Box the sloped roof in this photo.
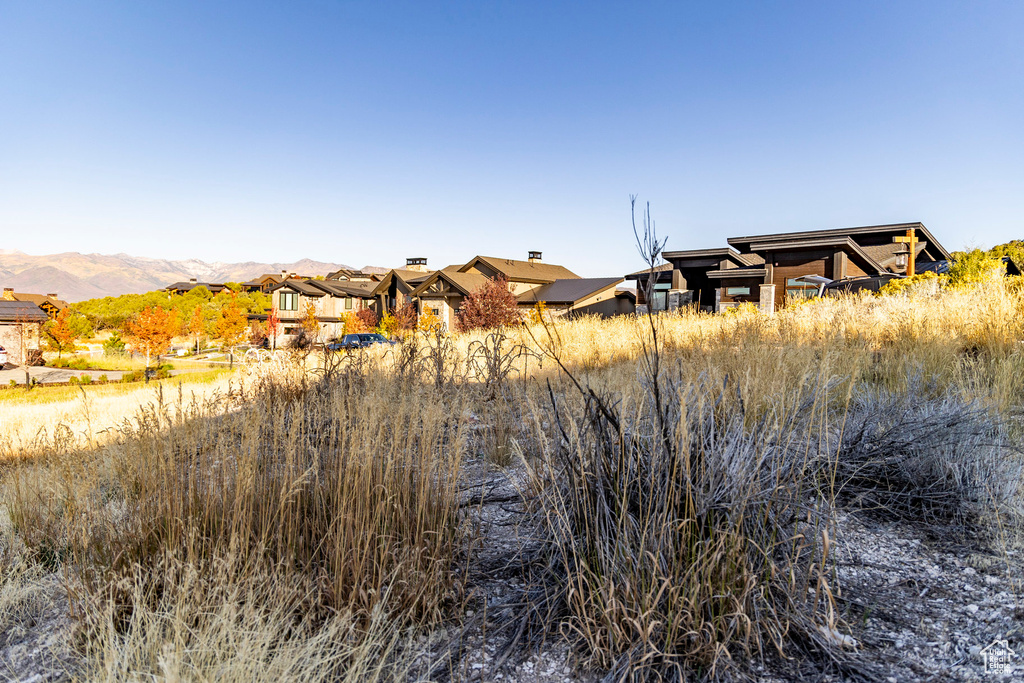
[163,281,228,293]
[271,278,378,298]
[9,292,69,311]
[625,263,674,278]
[410,270,490,297]
[727,222,951,260]
[517,278,623,305]
[460,256,579,283]
[241,274,284,287]
[0,301,49,322]
[316,279,379,297]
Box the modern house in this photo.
[628,222,952,313]
[2,289,68,320]
[0,300,48,366]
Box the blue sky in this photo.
[1,2,1022,276]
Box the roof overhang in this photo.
[743,236,887,275]
[728,222,951,261]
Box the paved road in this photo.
[0,364,223,386]
[0,365,125,386]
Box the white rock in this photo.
[966,604,979,614]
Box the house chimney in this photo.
[405,257,429,273]
[46,293,58,299]
[2,288,15,301]
[528,251,542,263]
[281,269,289,280]
[189,278,198,285]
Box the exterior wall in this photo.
[419,295,462,330]
[0,322,40,366]
[717,278,763,306]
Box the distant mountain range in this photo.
[0,250,382,302]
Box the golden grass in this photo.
[0,371,235,461]
[1,279,1022,680]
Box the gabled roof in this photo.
[517,278,623,305]
[410,270,491,297]
[459,256,579,283]
[271,278,378,298]
[0,301,49,322]
[241,274,284,287]
[9,292,69,311]
[728,222,951,260]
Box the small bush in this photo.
[67,376,79,385]
[79,375,92,385]
[121,372,137,383]
[68,358,90,370]
[97,375,108,384]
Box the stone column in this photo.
[758,285,776,314]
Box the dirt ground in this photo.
[3,453,1022,682]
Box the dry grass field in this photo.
[2,280,1023,682]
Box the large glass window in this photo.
[345,297,353,310]
[651,283,671,311]
[280,291,298,311]
[726,286,750,296]
[785,278,818,302]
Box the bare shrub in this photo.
[833,378,1024,536]
[507,375,864,681]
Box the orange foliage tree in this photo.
[44,308,79,359]
[216,293,248,365]
[124,306,179,367]
[188,305,206,354]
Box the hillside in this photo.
[0,250,371,302]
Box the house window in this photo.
[280,292,298,311]
[651,283,671,311]
[726,286,750,297]
[785,278,818,302]
[431,308,440,316]
[345,297,352,310]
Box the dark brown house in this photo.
[628,222,951,313]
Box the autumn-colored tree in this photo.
[188,305,206,354]
[355,308,378,331]
[391,302,418,335]
[417,307,442,333]
[528,300,549,325]
[456,276,520,331]
[300,300,320,341]
[378,305,416,339]
[216,293,248,366]
[266,306,281,350]
[249,320,268,348]
[342,311,367,334]
[43,308,79,359]
[124,306,179,367]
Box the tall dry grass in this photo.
[1,278,1022,680]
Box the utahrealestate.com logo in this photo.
[979,639,1018,675]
